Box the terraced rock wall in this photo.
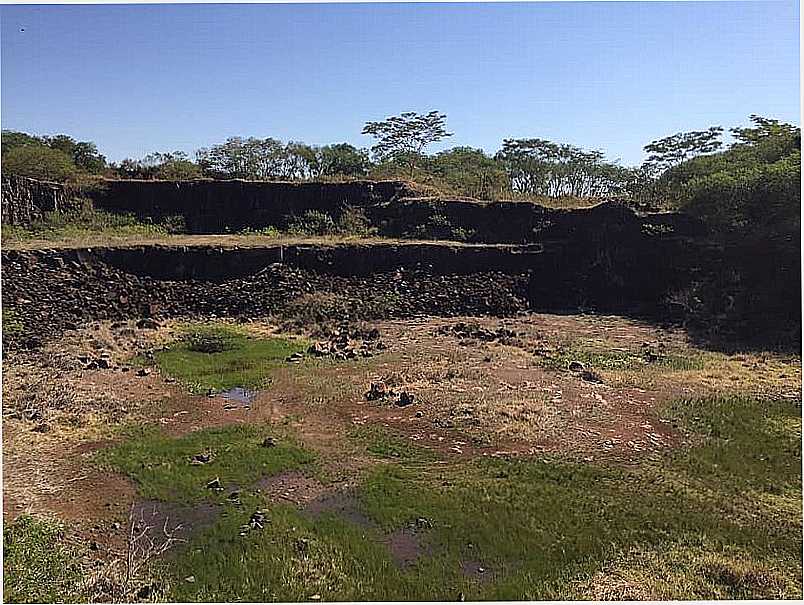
[86,179,706,243]
[1,232,708,349]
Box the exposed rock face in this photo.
[1,175,76,225]
[81,178,707,243]
[1,245,533,348]
[88,179,414,233]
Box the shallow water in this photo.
[220,387,257,409]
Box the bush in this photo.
[335,206,377,237]
[286,210,337,236]
[408,213,475,241]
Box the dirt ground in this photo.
[2,313,801,550]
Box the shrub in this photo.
[335,206,376,237]
[286,210,337,236]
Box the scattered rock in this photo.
[580,369,604,384]
[249,509,268,529]
[438,321,517,343]
[205,477,223,491]
[397,391,415,407]
[184,576,196,584]
[568,360,586,372]
[136,318,160,330]
[365,381,390,401]
[261,436,277,448]
[190,452,213,466]
[136,367,152,377]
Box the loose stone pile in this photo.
[436,321,519,342]
[2,251,530,348]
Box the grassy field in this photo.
[4,320,801,602]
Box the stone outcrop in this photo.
[1,175,75,225]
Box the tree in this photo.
[362,111,453,177]
[2,146,77,181]
[316,143,370,178]
[431,147,508,199]
[643,126,723,173]
[496,138,626,198]
[196,137,289,180]
[1,130,42,153]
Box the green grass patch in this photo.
[1,203,174,242]
[146,324,309,393]
[161,394,801,600]
[349,424,439,462]
[96,424,315,503]
[539,345,705,372]
[2,515,86,603]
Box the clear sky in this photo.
[0,1,799,166]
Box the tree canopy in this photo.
[362,111,453,176]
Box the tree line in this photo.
[1,111,799,212]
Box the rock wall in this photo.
[2,232,710,348]
[84,179,706,243]
[1,175,74,225]
[89,179,413,233]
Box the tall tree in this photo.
[362,111,453,177]
[642,126,723,173]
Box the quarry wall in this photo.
[83,178,706,243]
[0,175,75,225]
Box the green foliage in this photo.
[643,126,724,173]
[287,210,337,236]
[538,345,705,372]
[147,324,308,393]
[430,146,509,199]
[285,207,376,237]
[3,515,85,603]
[2,307,24,338]
[1,145,77,181]
[195,137,370,181]
[1,202,173,242]
[129,393,803,601]
[119,151,203,180]
[317,143,371,177]
[1,130,107,179]
[362,111,453,176]
[96,424,315,502]
[408,212,475,241]
[496,137,628,198]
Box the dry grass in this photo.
[570,541,801,600]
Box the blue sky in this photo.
[0,1,799,165]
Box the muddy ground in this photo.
[2,312,801,601]
[4,313,799,518]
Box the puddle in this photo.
[263,478,432,568]
[255,471,329,506]
[219,387,257,409]
[384,527,426,568]
[130,500,220,547]
[302,490,374,528]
